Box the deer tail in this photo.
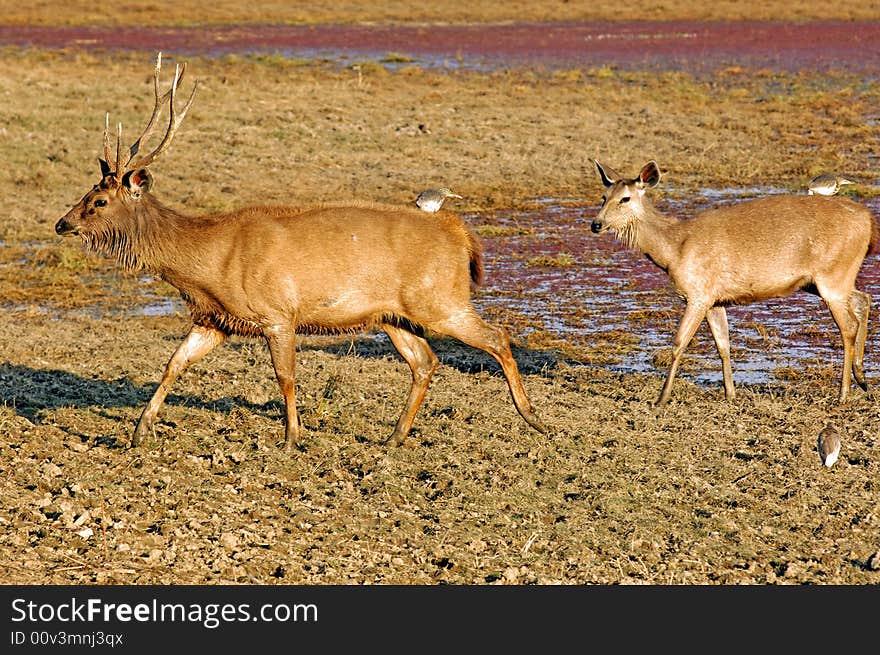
[869,213,880,257]
[466,227,484,288]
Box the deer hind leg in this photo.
[428,308,547,434]
[850,289,871,391]
[657,303,708,406]
[134,324,227,447]
[824,296,858,403]
[381,324,439,447]
[264,327,301,453]
[705,306,736,400]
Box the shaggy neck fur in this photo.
[83,194,191,272]
[618,196,681,273]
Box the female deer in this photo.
[55,53,547,451]
[591,159,877,405]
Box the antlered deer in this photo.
[55,53,547,450]
[591,159,878,406]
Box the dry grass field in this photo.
[1,3,879,587]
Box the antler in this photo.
[102,113,114,167]
[126,55,198,173]
[102,52,198,179]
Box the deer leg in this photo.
[381,324,439,447]
[850,290,871,391]
[264,327,301,453]
[429,308,547,434]
[705,306,736,400]
[657,303,707,406]
[134,324,227,446]
[825,297,859,403]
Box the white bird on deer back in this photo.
[415,187,463,213]
[590,159,878,406]
[808,173,855,196]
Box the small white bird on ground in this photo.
[415,187,463,213]
[817,424,841,468]
[808,173,855,196]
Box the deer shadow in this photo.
[292,333,558,376]
[0,336,559,435]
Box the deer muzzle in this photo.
[590,219,605,234]
[55,217,74,235]
[55,204,85,235]
[55,211,80,236]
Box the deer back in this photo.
[673,195,876,302]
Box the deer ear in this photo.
[639,161,662,188]
[595,160,619,188]
[122,168,153,198]
[99,158,112,178]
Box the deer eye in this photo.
[600,196,607,206]
[619,196,630,204]
[94,198,107,208]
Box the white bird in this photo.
[817,424,841,468]
[415,187,463,213]
[808,173,855,196]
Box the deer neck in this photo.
[110,195,195,272]
[627,202,681,273]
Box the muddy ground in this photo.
[3,309,880,585]
[1,15,880,587]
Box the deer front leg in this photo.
[657,303,708,406]
[134,324,227,447]
[264,326,301,453]
[705,306,736,400]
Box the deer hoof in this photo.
[853,366,868,391]
[383,431,409,448]
[131,426,147,448]
[132,423,150,447]
[527,414,549,435]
